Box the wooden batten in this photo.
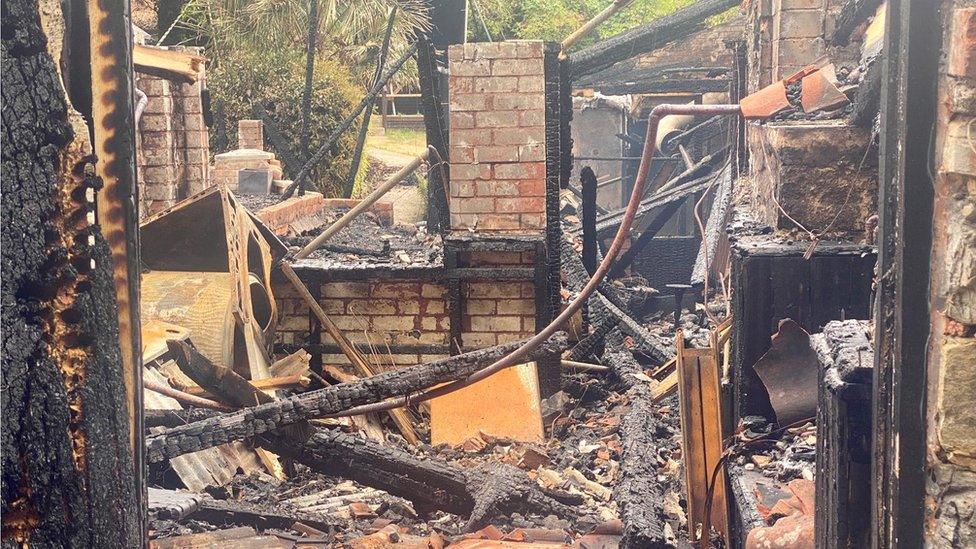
[675,333,730,544]
[134,44,205,83]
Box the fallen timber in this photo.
[167,339,581,532]
[617,381,673,548]
[265,428,582,532]
[561,235,673,364]
[567,0,739,77]
[145,334,569,462]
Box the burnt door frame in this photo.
[871,0,941,546]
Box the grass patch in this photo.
[365,125,427,158]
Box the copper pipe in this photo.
[142,378,234,411]
[328,104,744,418]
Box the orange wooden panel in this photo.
[430,362,544,447]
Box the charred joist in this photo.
[597,78,729,96]
[830,0,885,46]
[262,428,581,532]
[567,0,738,77]
[616,384,672,548]
[145,335,569,461]
[690,167,732,286]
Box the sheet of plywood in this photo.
[430,362,544,447]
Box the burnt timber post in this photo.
[580,166,599,276]
[1,0,143,544]
[871,0,939,546]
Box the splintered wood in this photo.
[675,334,729,544]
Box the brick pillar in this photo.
[771,0,826,80]
[238,119,264,151]
[134,46,212,217]
[447,41,553,232]
[179,59,212,196]
[136,73,179,216]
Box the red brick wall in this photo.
[447,41,549,232]
[135,49,211,217]
[275,279,450,369]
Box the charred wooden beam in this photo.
[419,38,451,233]
[2,0,141,544]
[871,0,938,544]
[608,353,671,547]
[264,428,581,531]
[593,168,719,235]
[276,342,452,357]
[690,167,732,286]
[169,335,579,532]
[568,316,621,362]
[597,77,729,96]
[343,8,397,198]
[298,0,320,186]
[281,43,418,199]
[850,56,882,128]
[192,497,342,534]
[581,166,599,276]
[567,0,738,77]
[145,335,569,461]
[830,0,884,46]
[253,104,303,175]
[560,235,672,363]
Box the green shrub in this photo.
[209,48,361,196]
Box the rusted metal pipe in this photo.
[327,103,744,419]
[142,378,234,411]
[135,87,148,127]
